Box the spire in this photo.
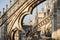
[41,7,44,12]
[34,6,38,26]
[49,0,53,12]
[36,6,38,18]
[46,0,49,8]
[41,2,44,13]
[46,0,50,16]
[36,6,38,14]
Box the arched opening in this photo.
[21,0,53,40]
[12,0,53,40]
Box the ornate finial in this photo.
[6,4,8,10]
[0,11,1,16]
[3,8,5,14]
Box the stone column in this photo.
[52,0,58,39]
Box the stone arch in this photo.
[8,0,46,40]
[18,0,46,31]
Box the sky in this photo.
[0,0,9,12]
[0,0,14,15]
[0,0,47,25]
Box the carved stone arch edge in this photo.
[8,27,19,40]
[18,0,46,31]
[28,0,46,14]
[18,11,30,31]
